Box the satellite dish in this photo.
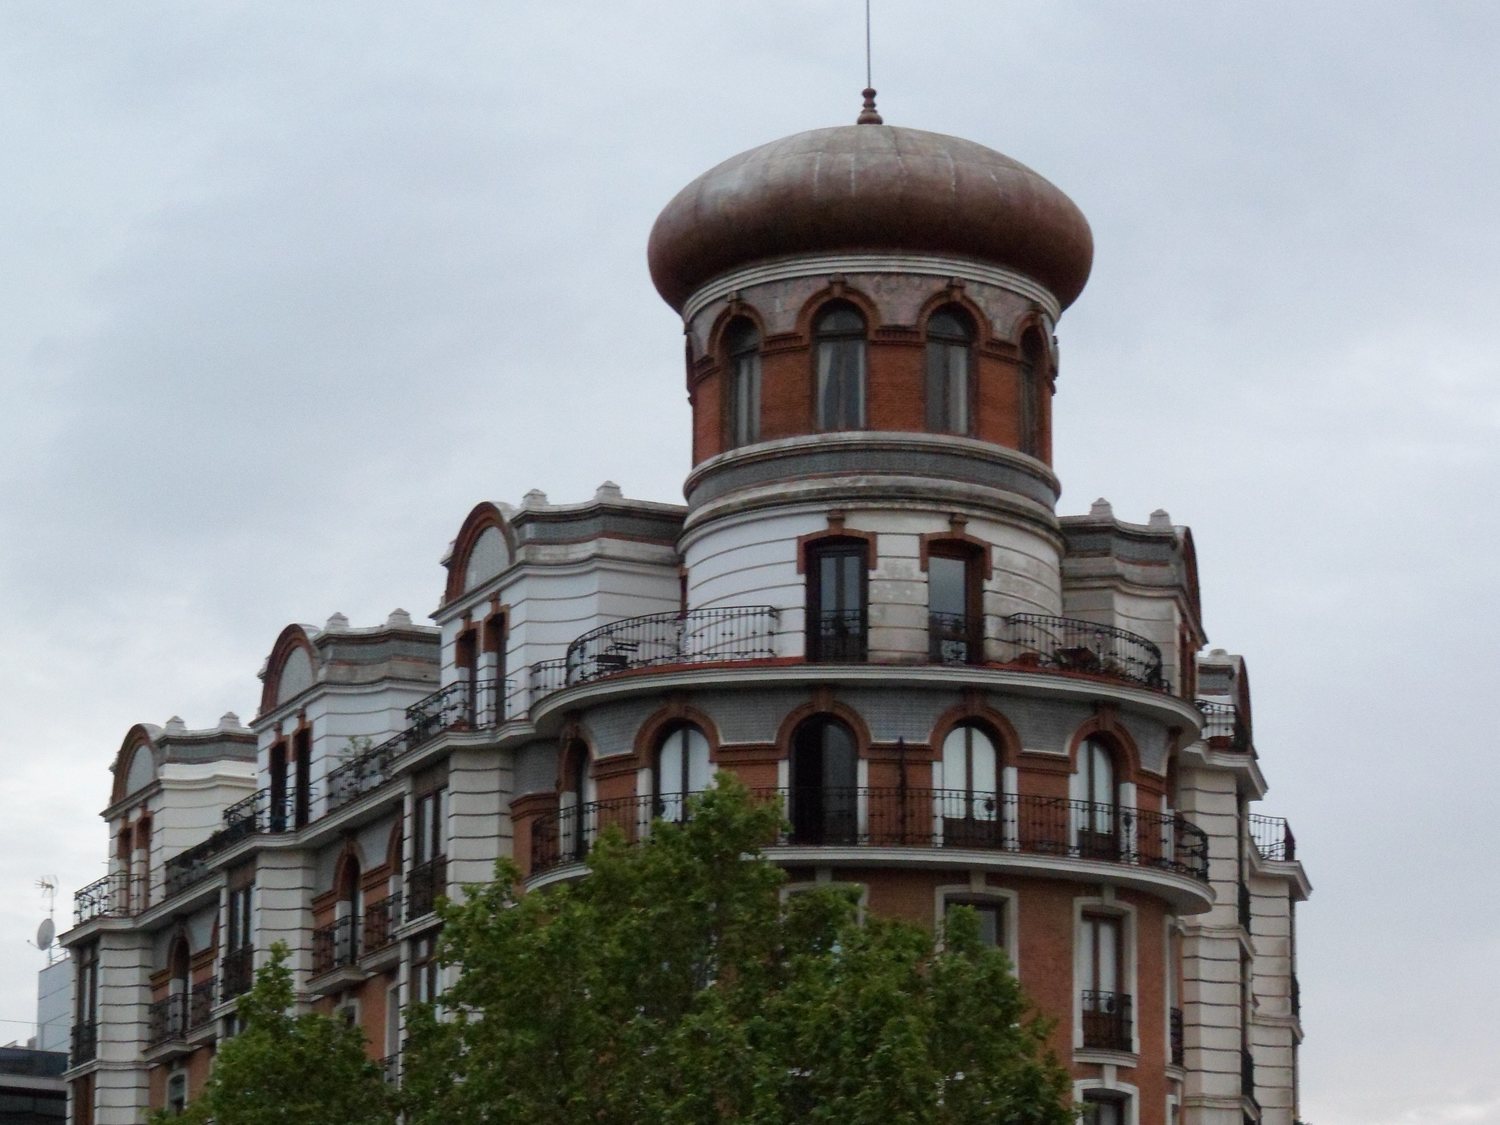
[36,919,54,950]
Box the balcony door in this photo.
[807,540,867,661]
[790,717,857,845]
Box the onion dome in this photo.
[648,113,1094,312]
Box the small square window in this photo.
[944,896,1006,950]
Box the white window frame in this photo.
[1072,892,1139,1058]
[933,881,1019,974]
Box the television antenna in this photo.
[32,877,59,964]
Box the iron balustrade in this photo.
[1196,699,1251,751]
[381,1053,400,1086]
[313,915,361,975]
[928,611,978,665]
[529,788,1209,882]
[362,892,403,953]
[73,873,140,925]
[189,978,217,1030]
[1249,813,1296,861]
[999,614,1165,690]
[220,947,254,1002]
[162,786,316,899]
[809,608,866,662]
[1170,1006,1184,1066]
[147,994,188,1048]
[565,605,780,685]
[71,1022,98,1066]
[1081,990,1133,1051]
[529,658,568,702]
[406,856,447,921]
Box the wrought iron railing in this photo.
[381,1052,400,1086]
[406,856,447,921]
[312,914,361,975]
[565,605,780,685]
[73,873,140,925]
[147,994,187,1048]
[1196,699,1251,751]
[999,614,1165,690]
[189,977,217,1030]
[1249,813,1296,862]
[530,658,568,700]
[1237,882,1252,932]
[161,786,314,899]
[220,946,254,1002]
[1242,1046,1257,1104]
[363,892,403,953]
[1169,1005,1184,1066]
[529,788,1209,882]
[809,608,866,662]
[928,611,978,665]
[71,1021,98,1066]
[1081,990,1133,1051]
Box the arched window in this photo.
[1078,736,1118,859]
[655,724,711,822]
[926,306,974,434]
[813,303,866,431]
[789,716,858,845]
[725,319,761,448]
[1018,329,1046,457]
[939,724,1000,846]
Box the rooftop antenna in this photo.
[32,877,59,965]
[858,0,883,124]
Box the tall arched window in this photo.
[655,724,711,822]
[1078,736,1118,859]
[790,716,858,845]
[813,303,866,431]
[940,724,1000,846]
[725,319,761,448]
[1018,329,1046,457]
[926,306,974,434]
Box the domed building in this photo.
[60,97,1308,1125]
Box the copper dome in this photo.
[648,123,1094,312]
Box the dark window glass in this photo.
[927,550,981,663]
[814,304,866,430]
[945,897,1005,949]
[726,320,761,447]
[926,308,973,433]
[1019,330,1045,457]
[789,718,858,845]
[807,541,867,661]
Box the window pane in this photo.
[969,728,997,805]
[685,727,711,793]
[929,556,966,616]
[659,733,683,795]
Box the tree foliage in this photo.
[403,777,1073,1125]
[156,942,396,1125]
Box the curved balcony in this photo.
[1196,699,1251,751]
[565,605,780,686]
[998,614,1164,690]
[529,788,1208,883]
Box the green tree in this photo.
[155,942,396,1125]
[403,777,1073,1125]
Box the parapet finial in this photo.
[857,87,883,125]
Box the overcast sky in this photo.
[1,4,1495,1121]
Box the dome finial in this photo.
[857,87,883,125]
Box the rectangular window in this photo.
[944,896,1006,952]
[1082,1093,1127,1125]
[927,550,981,664]
[1080,913,1130,1051]
[807,542,867,662]
[730,350,761,446]
[925,339,970,433]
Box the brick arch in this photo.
[258,624,318,716]
[706,300,769,358]
[916,286,994,347]
[929,698,1021,768]
[793,283,881,341]
[444,502,519,605]
[774,695,873,756]
[1066,709,1142,780]
[632,701,723,768]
